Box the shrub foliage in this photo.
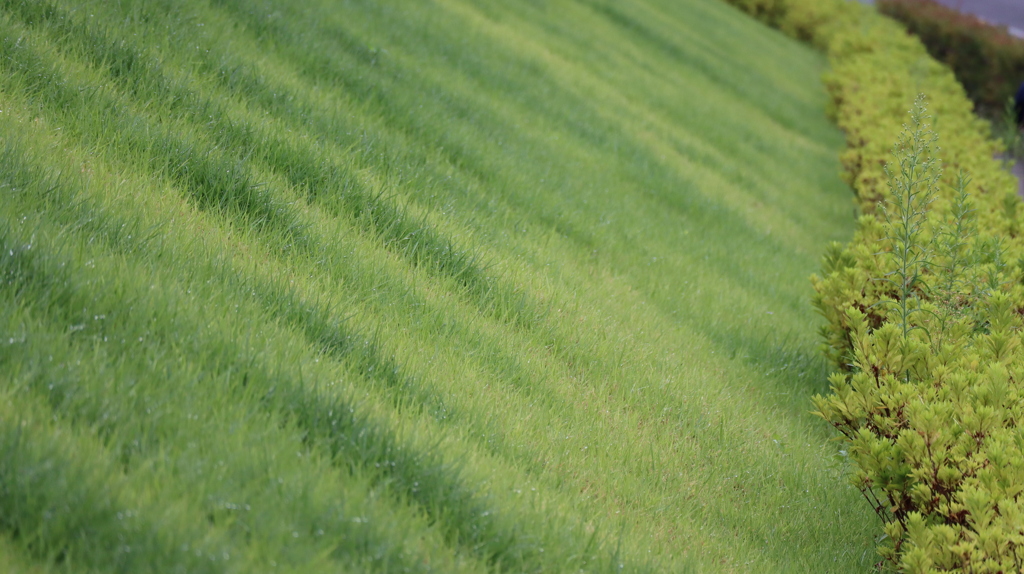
[878,0,1024,113]
[724,0,1024,570]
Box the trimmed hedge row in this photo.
[723,0,1024,571]
[878,0,1024,113]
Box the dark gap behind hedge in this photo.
[878,0,1024,114]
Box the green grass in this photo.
[0,0,877,571]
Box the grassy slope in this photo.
[0,0,876,571]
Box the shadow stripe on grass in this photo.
[0,152,650,573]
[2,0,543,331]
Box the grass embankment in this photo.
[0,0,875,571]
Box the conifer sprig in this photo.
[879,95,942,341]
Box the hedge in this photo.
[877,0,1024,113]
[722,0,1024,571]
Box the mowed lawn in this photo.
[0,0,878,571]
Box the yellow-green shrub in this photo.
[879,0,1024,112]
[723,0,1024,570]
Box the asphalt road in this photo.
[933,0,1024,35]
[855,0,1024,36]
